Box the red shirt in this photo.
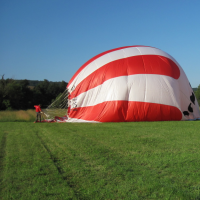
[34,105,41,112]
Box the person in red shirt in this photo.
[34,104,42,122]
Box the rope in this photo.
[44,89,69,119]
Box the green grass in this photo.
[0,121,200,199]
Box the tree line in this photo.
[0,75,200,111]
[0,76,68,110]
[195,85,200,106]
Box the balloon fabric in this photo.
[67,46,200,122]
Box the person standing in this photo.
[34,104,42,122]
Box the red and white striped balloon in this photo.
[67,46,200,122]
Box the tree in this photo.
[195,84,200,106]
[18,80,33,109]
[0,76,15,110]
[0,77,68,110]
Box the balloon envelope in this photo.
[67,46,200,122]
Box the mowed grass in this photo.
[0,121,200,199]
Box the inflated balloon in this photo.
[67,46,200,122]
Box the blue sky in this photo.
[0,0,200,87]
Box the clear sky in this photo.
[0,0,200,87]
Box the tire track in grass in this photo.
[41,131,145,199]
[0,132,7,191]
[35,132,86,200]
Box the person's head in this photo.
[39,104,41,107]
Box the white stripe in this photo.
[67,118,100,123]
[68,46,181,91]
[71,74,181,109]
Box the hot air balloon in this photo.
[67,46,200,122]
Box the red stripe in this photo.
[68,45,151,86]
[69,101,182,122]
[70,55,180,98]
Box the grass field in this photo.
[0,110,36,122]
[0,119,200,199]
